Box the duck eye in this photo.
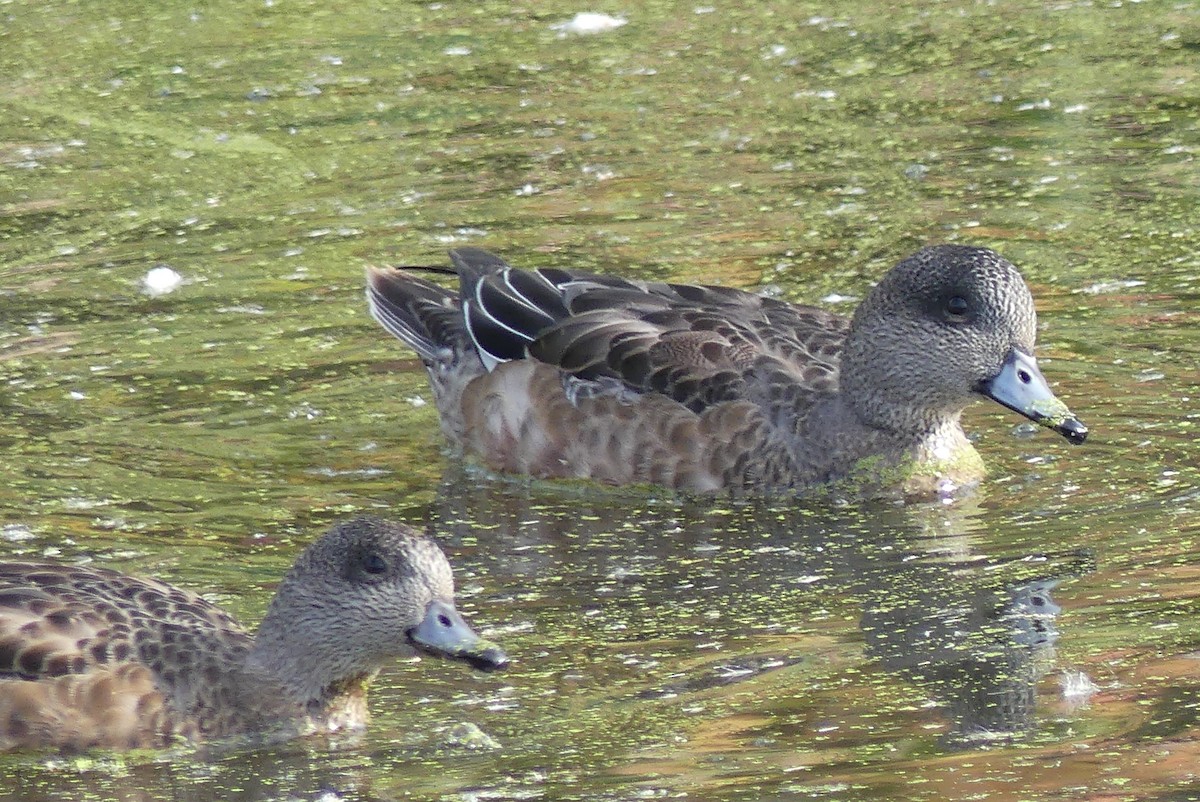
[945,295,969,317]
[361,552,388,575]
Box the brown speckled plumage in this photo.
[0,517,506,751]
[367,245,1085,498]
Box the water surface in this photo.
[1,1,1198,800]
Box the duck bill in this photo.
[407,599,509,672]
[977,349,1088,445]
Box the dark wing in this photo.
[453,247,851,415]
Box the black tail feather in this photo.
[365,268,467,363]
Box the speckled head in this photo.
[253,517,507,702]
[842,245,1086,442]
[295,515,456,602]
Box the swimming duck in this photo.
[0,517,507,751]
[366,245,1086,498]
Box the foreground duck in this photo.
[0,517,507,751]
[366,245,1086,498]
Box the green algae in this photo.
[1,0,1199,801]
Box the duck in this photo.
[0,517,507,751]
[365,245,1086,498]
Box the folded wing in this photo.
[449,247,850,418]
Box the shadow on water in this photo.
[408,464,1098,786]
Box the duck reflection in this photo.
[422,463,1093,749]
[860,571,1080,746]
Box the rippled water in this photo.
[1,1,1198,800]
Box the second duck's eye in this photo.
[945,295,969,318]
[361,551,388,575]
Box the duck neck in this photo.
[847,386,964,443]
[307,673,373,733]
[838,329,968,443]
[244,607,375,733]
[796,394,980,497]
[795,393,908,462]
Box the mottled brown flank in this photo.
[366,245,1064,498]
[0,559,254,749]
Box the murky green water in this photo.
[2,0,1198,799]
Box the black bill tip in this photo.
[1055,417,1088,445]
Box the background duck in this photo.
[366,245,1086,499]
[0,517,507,751]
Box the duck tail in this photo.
[365,267,469,364]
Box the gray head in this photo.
[251,517,507,703]
[841,245,1086,441]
